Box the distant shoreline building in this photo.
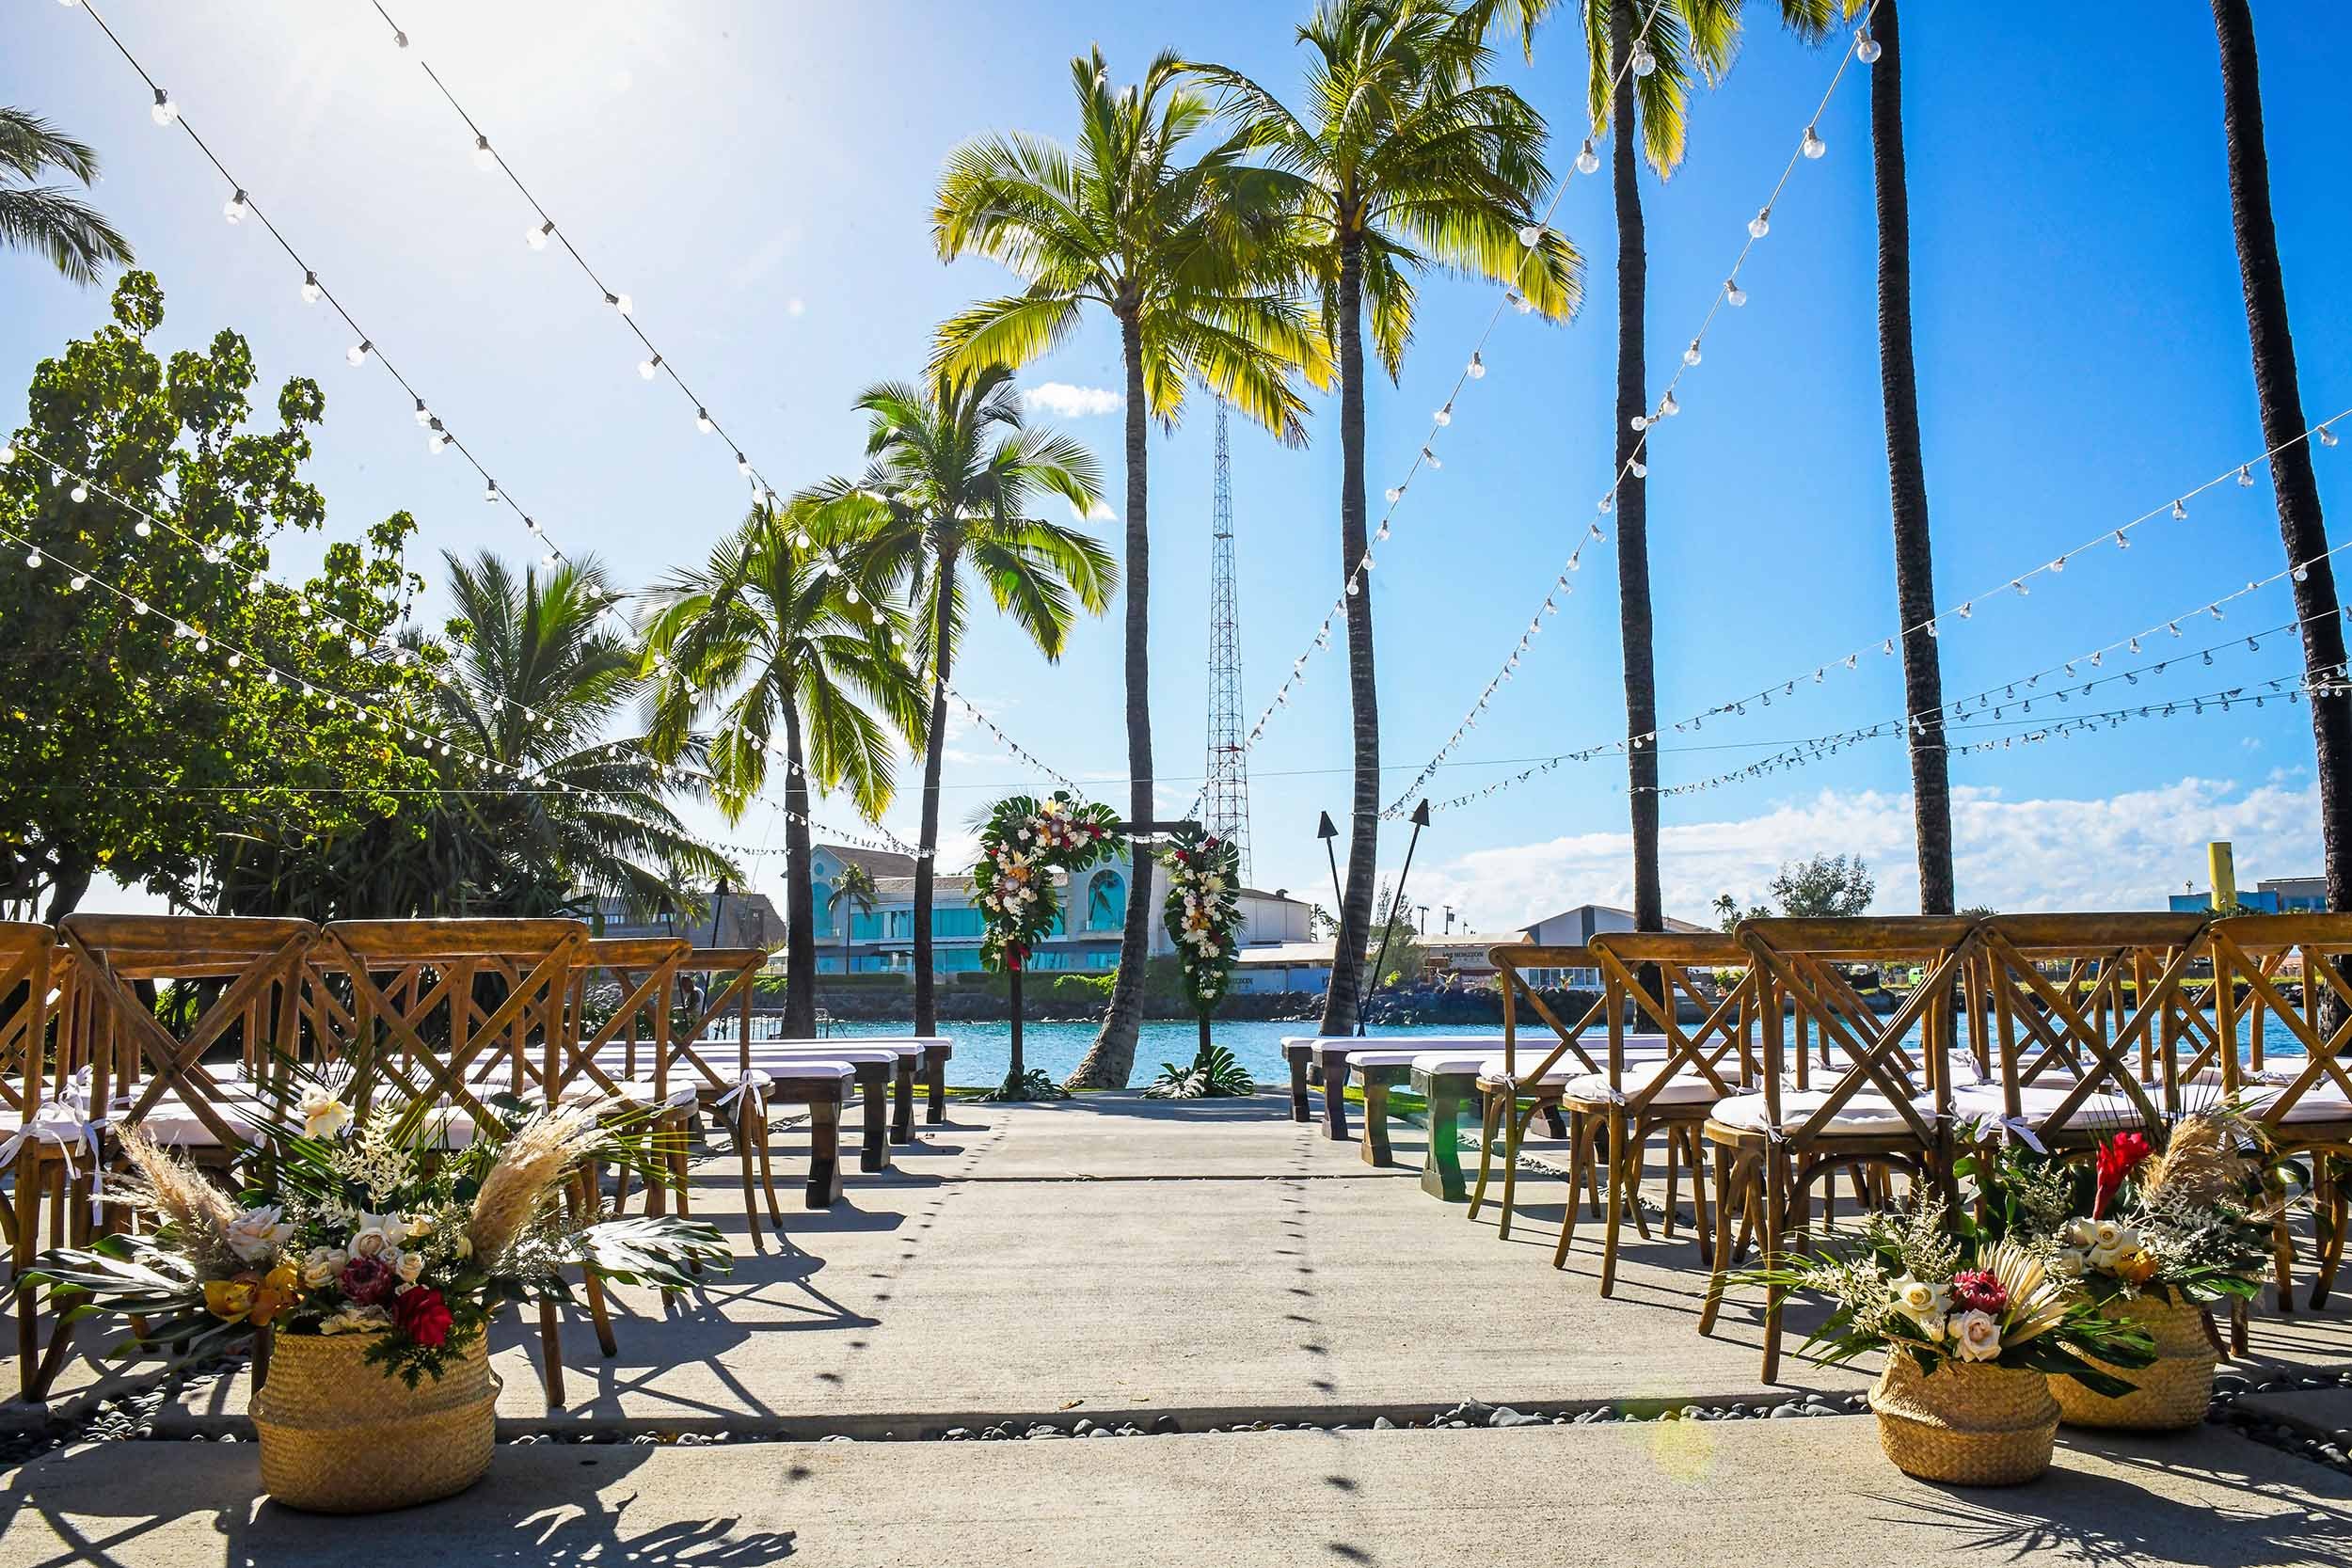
[2166,838,2325,914]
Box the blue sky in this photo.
[10,1,2345,929]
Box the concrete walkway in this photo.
[7,1416,2349,1566]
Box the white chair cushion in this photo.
[1415,1045,1666,1078]
[1337,1049,1438,1070]
[1710,1088,1933,1137]
[756,1037,921,1058]
[744,1044,902,1068]
[1951,1082,2150,1132]
[1564,1060,1737,1106]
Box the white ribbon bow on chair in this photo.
[1,1099,107,1216]
[716,1069,772,1123]
[1996,1116,2048,1153]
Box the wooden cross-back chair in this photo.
[1969,913,2214,1151]
[1553,932,1760,1294]
[1700,916,1982,1382]
[317,919,588,1141]
[564,937,693,1220]
[1465,945,1607,1241]
[2210,913,2352,1316]
[59,915,316,1163]
[5,925,84,1400]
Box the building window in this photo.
[1086,870,1125,931]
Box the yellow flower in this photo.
[204,1278,257,1323]
[2113,1247,2160,1286]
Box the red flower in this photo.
[1950,1269,2008,1314]
[2093,1131,2154,1218]
[393,1286,453,1348]
[338,1255,396,1306]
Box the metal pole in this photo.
[1361,800,1432,1034]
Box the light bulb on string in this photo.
[222,189,248,225]
[1518,223,1544,247]
[70,573,87,591]
[1659,390,1679,418]
[25,548,40,568]
[346,340,372,367]
[2238,465,2255,487]
[299,270,321,304]
[1724,278,1747,308]
[1801,125,1825,160]
[2320,424,2340,448]
[484,480,499,503]
[1467,353,1486,379]
[1682,341,1701,367]
[151,88,178,126]
[695,408,714,434]
[1631,41,1657,77]
[1856,27,1882,64]
[736,452,753,478]
[1629,458,1647,478]
[133,518,151,536]
[2171,499,2187,520]
[1432,406,1452,426]
[413,398,432,427]
[1384,486,1403,504]
[472,135,496,171]
[1421,447,1440,469]
[639,354,662,379]
[607,292,633,316]
[72,483,91,504]
[527,220,553,250]
[1748,208,1771,239]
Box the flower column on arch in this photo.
[971,791,1123,1096]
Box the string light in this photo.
[149,87,176,124]
[221,188,247,224]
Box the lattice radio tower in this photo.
[1204,400,1252,885]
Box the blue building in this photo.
[806,842,1311,975]
[2167,874,2326,915]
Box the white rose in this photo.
[302,1245,348,1288]
[348,1212,410,1259]
[1912,1312,1947,1343]
[223,1205,295,1263]
[299,1089,351,1141]
[396,1252,426,1284]
[1891,1274,1950,1321]
[1950,1309,2003,1362]
[321,1304,389,1336]
[2091,1220,2126,1252]
[2051,1247,2088,1281]
[2087,1224,2139,1272]
[2063,1218,2100,1248]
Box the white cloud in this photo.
[1411,774,2324,931]
[1022,382,1123,419]
[1073,499,1117,523]
[787,297,806,318]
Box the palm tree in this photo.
[931,47,1328,1089]
[832,860,879,983]
[1194,0,1581,1036]
[809,363,1114,1039]
[1834,0,1955,913]
[1,108,133,285]
[640,499,923,1039]
[2209,0,2349,918]
[1486,1,1830,939]
[433,552,736,915]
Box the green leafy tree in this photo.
[1715,852,1875,928]
[1193,0,1581,1037]
[640,499,923,1038]
[809,363,1112,1036]
[1,108,134,285]
[1,271,433,921]
[932,46,1329,1090]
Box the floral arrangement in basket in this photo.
[1145,826,1253,1099]
[969,791,1122,974]
[1964,1110,2285,1309]
[1734,1199,2155,1395]
[22,1079,728,1386]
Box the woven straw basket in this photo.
[251,1331,498,1513]
[1870,1355,2058,1486]
[2052,1294,2217,1432]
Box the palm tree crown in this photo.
[1,108,134,286]
[811,362,1112,1036]
[931,47,1330,439]
[639,500,923,1037]
[433,550,731,916]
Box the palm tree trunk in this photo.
[2212,0,2350,919]
[1868,0,1955,915]
[1318,230,1381,1037]
[778,707,818,1040]
[1610,4,1662,939]
[913,546,960,1036]
[1067,306,1155,1088]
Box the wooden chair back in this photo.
[666,948,771,1096]
[1486,944,1606,1083]
[58,915,317,1151]
[564,937,691,1103]
[0,925,66,1123]
[1586,931,1759,1112]
[2208,913,2352,1130]
[1737,916,1981,1148]
[1972,912,2212,1143]
[316,919,588,1136]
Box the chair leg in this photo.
[2310,1163,2347,1311]
[1697,1143,1736,1338]
[1624,1126,1654,1243]
[1662,1122,1681,1241]
[754,1105,786,1227]
[737,1102,767,1251]
[2267,1172,2297,1316]
[1761,1150,1789,1385]
[571,1172,619,1359]
[535,1300,566,1409]
[1690,1130,1714,1262]
[1496,1100,1538,1241]
[1467,1091,1503,1220]
[1599,1108,1629,1298]
[13,1162,40,1396]
[2229,1296,2249,1358]
[1584,1117,1608,1219]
